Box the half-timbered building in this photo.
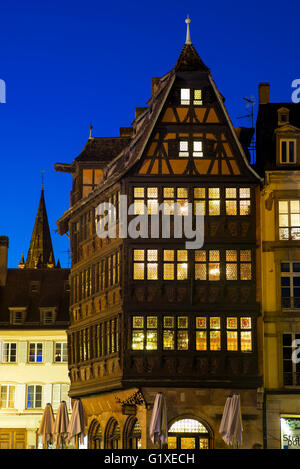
[56,19,263,449]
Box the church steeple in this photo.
[25,188,55,269]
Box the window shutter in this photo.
[15,384,26,411]
[168,140,178,157]
[44,341,53,364]
[18,341,27,363]
[52,384,61,410]
[0,341,3,363]
[61,383,70,410]
[42,384,52,408]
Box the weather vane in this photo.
[185,15,192,45]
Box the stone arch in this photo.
[123,416,142,449]
[104,417,121,449]
[88,418,102,449]
[167,415,213,449]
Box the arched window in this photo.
[88,419,102,449]
[123,417,142,449]
[105,418,120,449]
[168,418,211,449]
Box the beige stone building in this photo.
[0,189,70,449]
[256,83,300,449]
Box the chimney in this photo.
[259,83,270,104]
[0,236,9,286]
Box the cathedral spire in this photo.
[25,188,55,269]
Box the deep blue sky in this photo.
[0,0,299,267]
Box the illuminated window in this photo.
[279,200,300,240]
[195,250,220,281]
[208,188,220,215]
[0,385,15,409]
[195,316,222,350]
[131,316,158,350]
[54,342,68,362]
[163,250,188,280]
[225,188,251,216]
[163,316,189,350]
[226,250,238,280]
[281,261,300,309]
[180,89,202,106]
[280,139,296,164]
[133,187,158,215]
[179,140,203,158]
[240,250,252,280]
[226,317,252,351]
[162,187,189,216]
[133,249,158,280]
[209,317,221,350]
[193,89,203,105]
[180,88,190,105]
[168,418,210,450]
[193,141,203,157]
[194,188,205,215]
[179,140,189,157]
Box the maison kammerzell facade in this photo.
[55,22,264,449]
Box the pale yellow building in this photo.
[0,189,70,449]
[256,83,300,449]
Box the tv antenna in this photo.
[237,95,256,164]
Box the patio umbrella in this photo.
[149,392,168,448]
[38,403,55,448]
[54,401,69,449]
[67,399,85,448]
[219,394,243,448]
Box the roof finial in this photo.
[41,170,45,190]
[185,15,192,45]
[89,124,93,139]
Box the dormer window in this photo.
[277,107,290,126]
[180,89,203,106]
[9,308,26,326]
[280,139,296,164]
[40,308,56,325]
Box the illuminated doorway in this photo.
[167,418,211,449]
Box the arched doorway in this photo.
[123,417,142,449]
[104,418,121,449]
[167,418,212,449]
[88,419,102,449]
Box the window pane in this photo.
[241,317,252,329]
[240,263,252,280]
[227,317,238,329]
[279,201,288,213]
[147,187,158,198]
[132,331,144,350]
[210,317,220,329]
[133,317,144,328]
[241,331,252,351]
[147,263,158,280]
[147,250,158,261]
[226,200,237,215]
[147,316,157,328]
[240,200,251,215]
[240,188,250,199]
[163,330,175,350]
[196,317,206,329]
[208,188,220,199]
[181,88,190,104]
[177,263,188,280]
[177,331,189,350]
[164,250,174,261]
[133,263,144,280]
[226,188,236,198]
[194,188,205,198]
[208,263,220,280]
[227,331,238,351]
[178,317,188,328]
[195,263,206,280]
[209,200,220,216]
[146,331,157,350]
[134,250,144,261]
[164,263,174,280]
[194,89,202,105]
[164,317,174,328]
[164,187,174,198]
[210,331,221,350]
[196,331,207,350]
[134,188,144,198]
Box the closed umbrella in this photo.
[54,401,69,449]
[38,403,55,449]
[67,399,85,448]
[149,392,168,448]
[219,394,243,448]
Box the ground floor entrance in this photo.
[0,429,26,449]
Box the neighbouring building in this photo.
[255,83,300,449]
[0,188,70,449]
[56,20,264,449]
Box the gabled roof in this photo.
[174,43,210,72]
[74,136,131,163]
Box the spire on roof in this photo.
[18,253,25,269]
[174,17,210,73]
[25,188,55,269]
[185,15,192,45]
[89,124,93,139]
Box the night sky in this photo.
[0,0,299,268]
